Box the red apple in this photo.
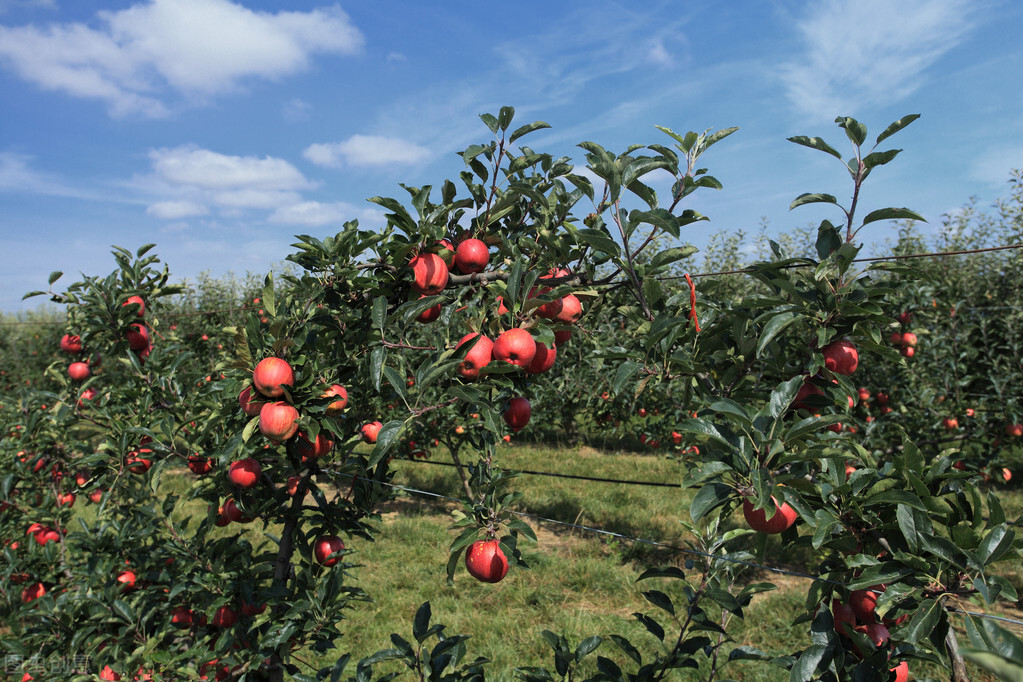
[296,430,333,458]
[897,311,912,325]
[493,328,536,369]
[410,252,449,294]
[253,358,294,398]
[876,392,890,405]
[889,331,903,345]
[792,380,824,411]
[21,581,46,603]
[900,332,917,347]
[822,340,858,375]
[456,333,493,380]
[228,458,261,488]
[314,534,346,567]
[416,296,442,323]
[322,384,348,415]
[465,539,509,583]
[60,334,82,353]
[240,599,266,617]
[116,570,136,590]
[211,605,238,628]
[238,386,266,417]
[89,489,104,504]
[434,238,455,266]
[554,294,583,324]
[171,605,194,629]
[942,417,959,430]
[832,599,856,637]
[76,387,97,409]
[849,587,881,622]
[68,362,90,381]
[1005,423,1023,438]
[525,341,556,374]
[259,401,299,443]
[502,397,531,432]
[125,453,152,475]
[56,492,75,507]
[361,421,383,444]
[900,346,915,358]
[890,661,908,682]
[454,238,489,274]
[287,476,301,496]
[553,329,572,345]
[122,295,146,316]
[742,496,797,534]
[125,323,149,351]
[187,455,213,475]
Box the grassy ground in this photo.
[296,441,1023,680]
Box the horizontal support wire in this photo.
[405,458,680,487]
[340,469,1023,631]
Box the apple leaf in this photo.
[787,135,842,160]
[876,114,920,144]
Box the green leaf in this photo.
[690,483,733,522]
[510,120,551,144]
[48,270,63,285]
[262,273,276,318]
[789,643,827,682]
[787,136,842,160]
[875,114,920,144]
[815,220,842,260]
[412,602,431,644]
[479,113,499,134]
[372,295,387,335]
[643,590,675,616]
[757,312,799,357]
[835,116,867,146]
[575,635,602,660]
[860,207,926,226]
[862,148,901,169]
[576,228,621,258]
[789,193,838,210]
[368,420,405,467]
[612,361,641,395]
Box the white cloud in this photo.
[302,135,432,168]
[779,0,976,120]
[146,199,208,219]
[386,52,407,63]
[269,201,385,228]
[646,40,673,68]
[282,97,312,122]
[0,0,364,117]
[150,145,313,192]
[212,188,302,210]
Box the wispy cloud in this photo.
[303,135,431,168]
[0,0,364,117]
[779,0,977,121]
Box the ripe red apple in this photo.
[822,340,858,375]
[187,455,213,475]
[410,252,449,294]
[212,605,238,628]
[434,238,456,265]
[60,334,82,353]
[76,387,97,409]
[314,534,346,566]
[832,599,856,637]
[259,401,299,443]
[889,331,903,345]
[68,362,91,381]
[89,489,104,504]
[1003,467,1013,482]
[554,294,583,324]
[465,539,509,583]
[361,421,383,444]
[238,386,265,417]
[456,333,493,380]
[853,622,889,654]
[126,323,150,351]
[553,329,572,345]
[890,661,908,682]
[942,417,959,430]
[416,296,442,323]
[900,346,915,358]
[849,587,881,622]
[296,430,333,458]
[1005,423,1023,438]
[125,453,152,474]
[876,392,889,405]
[171,605,194,629]
[253,358,294,398]
[502,397,531,432]
[454,238,489,274]
[493,328,536,369]
[116,570,136,591]
[792,380,824,411]
[56,492,75,507]
[286,475,301,496]
[122,295,146,316]
[897,311,912,325]
[900,332,917,347]
[21,581,46,603]
[525,341,556,374]
[240,599,266,617]
[742,496,797,534]
[228,458,261,488]
[321,384,348,415]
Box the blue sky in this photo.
[2,0,1021,313]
